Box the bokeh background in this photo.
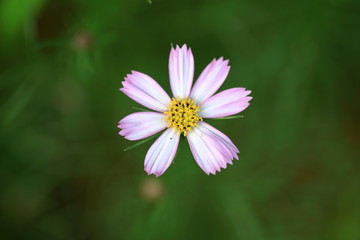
[1,0,359,239]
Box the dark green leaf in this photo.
[211,115,244,120]
[123,132,161,151]
[132,106,150,112]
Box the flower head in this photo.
[164,97,202,136]
[118,45,252,176]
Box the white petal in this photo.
[200,122,239,159]
[190,57,230,104]
[187,122,239,175]
[120,71,171,112]
[200,88,252,118]
[169,44,194,99]
[118,112,167,140]
[144,128,180,177]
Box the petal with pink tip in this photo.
[190,58,230,104]
[200,88,252,118]
[187,122,239,175]
[199,122,239,159]
[144,128,180,177]
[169,44,194,99]
[120,71,171,112]
[118,112,167,141]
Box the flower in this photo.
[118,45,252,176]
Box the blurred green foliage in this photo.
[1,0,359,239]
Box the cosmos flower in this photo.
[118,45,252,176]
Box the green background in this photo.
[1,0,359,239]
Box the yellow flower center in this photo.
[164,97,203,136]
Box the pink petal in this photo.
[187,122,239,175]
[169,44,194,99]
[200,88,252,118]
[120,71,171,112]
[144,128,180,177]
[190,57,230,104]
[118,112,167,141]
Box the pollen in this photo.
[164,97,203,136]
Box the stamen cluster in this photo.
[164,97,203,136]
